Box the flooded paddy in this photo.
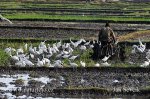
[0,67,150,98]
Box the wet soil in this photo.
[0,21,150,39]
[0,67,150,98]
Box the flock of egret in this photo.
[4,37,117,67]
[4,38,150,68]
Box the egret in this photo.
[84,40,90,46]
[53,43,59,52]
[140,58,150,67]
[56,40,62,48]
[42,57,50,66]
[24,43,28,51]
[80,61,86,67]
[140,61,149,67]
[146,50,150,59]
[0,14,13,24]
[132,39,146,53]
[37,58,44,67]
[102,55,111,62]
[17,47,24,54]
[112,79,119,83]
[95,63,100,67]
[70,38,77,48]
[29,53,34,59]
[62,50,70,55]
[115,39,119,45]
[69,60,78,67]
[101,61,111,66]
[62,54,70,59]
[92,38,95,44]
[131,45,136,54]
[68,46,74,53]
[70,38,82,48]
[10,51,19,62]
[89,44,94,49]
[39,40,47,49]
[81,38,86,43]
[15,58,26,67]
[69,55,79,61]
[4,47,12,55]
[53,60,63,67]
[80,45,86,51]
[24,59,34,67]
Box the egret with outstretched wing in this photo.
[0,14,13,24]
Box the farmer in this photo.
[98,22,117,57]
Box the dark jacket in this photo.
[98,27,116,42]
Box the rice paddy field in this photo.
[0,0,150,98]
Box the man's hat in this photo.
[105,22,110,27]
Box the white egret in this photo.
[4,47,13,55]
[15,58,26,67]
[90,44,94,49]
[29,53,34,59]
[0,14,13,24]
[102,55,111,62]
[37,58,44,67]
[112,80,119,83]
[10,51,19,62]
[132,39,146,53]
[17,47,24,54]
[84,40,90,46]
[101,61,111,66]
[29,44,35,54]
[42,57,50,66]
[69,60,78,67]
[53,60,63,67]
[24,59,34,67]
[80,45,86,51]
[56,40,62,48]
[69,55,79,61]
[62,54,70,59]
[53,43,59,52]
[115,39,119,45]
[80,61,86,67]
[140,61,149,67]
[140,58,150,67]
[94,63,100,67]
[24,43,28,51]
[70,38,83,48]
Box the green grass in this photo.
[4,12,150,22]
[0,49,10,66]
[0,1,150,10]
[0,1,150,22]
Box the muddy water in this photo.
[0,67,150,98]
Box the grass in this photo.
[0,2,150,12]
[0,49,10,66]
[119,30,150,41]
[4,12,150,22]
[0,1,150,10]
[0,1,150,22]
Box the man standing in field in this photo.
[98,22,117,57]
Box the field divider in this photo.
[9,19,150,24]
[0,66,150,73]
